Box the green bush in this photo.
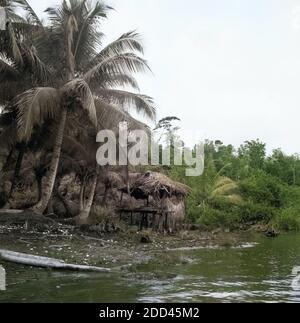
[168,143,300,232]
[240,170,287,208]
[194,204,240,230]
[236,202,277,224]
[186,203,202,223]
[273,207,300,231]
[187,199,277,230]
[281,186,300,208]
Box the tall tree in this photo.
[11,0,156,214]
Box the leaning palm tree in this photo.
[13,0,156,215]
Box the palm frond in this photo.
[95,89,156,121]
[65,12,78,78]
[14,0,43,26]
[44,2,78,79]
[22,45,51,82]
[6,21,23,64]
[10,21,40,35]
[62,78,97,127]
[15,87,61,142]
[44,1,111,72]
[32,27,65,84]
[94,98,150,133]
[0,55,19,81]
[73,1,112,65]
[84,53,150,84]
[98,31,144,58]
[6,10,26,24]
[91,73,140,91]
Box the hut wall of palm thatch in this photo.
[159,197,186,233]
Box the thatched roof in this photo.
[128,171,190,200]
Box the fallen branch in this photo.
[0,249,111,273]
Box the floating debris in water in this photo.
[231,243,259,249]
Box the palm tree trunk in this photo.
[76,175,97,225]
[79,183,85,212]
[79,173,88,212]
[46,197,54,215]
[125,163,130,194]
[32,109,68,214]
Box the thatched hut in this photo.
[102,171,189,232]
[126,172,190,232]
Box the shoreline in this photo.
[0,217,263,271]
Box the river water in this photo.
[0,233,300,303]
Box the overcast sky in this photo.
[28,0,300,154]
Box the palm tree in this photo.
[11,0,156,215]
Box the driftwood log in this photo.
[0,250,111,273]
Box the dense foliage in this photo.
[167,138,300,232]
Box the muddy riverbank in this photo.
[0,216,260,271]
